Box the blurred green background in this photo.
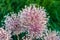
[0,0,60,40]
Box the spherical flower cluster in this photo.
[4,13,23,35]
[0,28,11,40]
[44,31,60,40]
[20,4,49,38]
[3,4,60,40]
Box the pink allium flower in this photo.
[20,4,49,38]
[0,28,11,40]
[4,13,23,35]
[44,31,60,40]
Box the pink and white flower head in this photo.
[0,28,11,40]
[20,4,49,38]
[44,31,60,40]
[4,12,23,35]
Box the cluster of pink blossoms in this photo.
[44,31,60,40]
[4,4,60,40]
[0,28,11,40]
[20,5,49,38]
[4,13,25,35]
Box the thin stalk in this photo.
[17,34,19,40]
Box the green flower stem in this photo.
[17,34,19,40]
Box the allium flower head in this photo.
[44,31,60,40]
[4,13,23,35]
[0,28,11,40]
[20,4,49,38]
